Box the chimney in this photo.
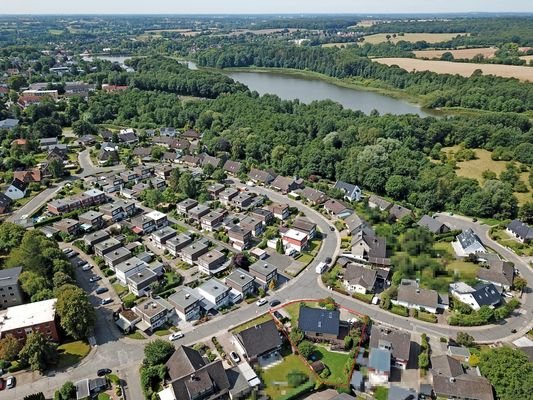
[185,293,190,299]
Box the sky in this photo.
[3,0,532,15]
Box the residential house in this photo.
[182,129,202,140]
[298,306,340,339]
[369,326,411,369]
[0,118,19,130]
[151,227,177,248]
[53,218,81,235]
[160,345,230,400]
[131,211,168,234]
[201,211,225,232]
[181,155,200,167]
[160,127,177,137]
[223,160,242,176]
[268,203,290,221]
[165,234,193,257]
[127,269,158,297]
[5,178,27,200]
[94,238,122,257]
[120,170,139,184]
[200,154,221,169]
[228,226,252,251]
[97,144,119,165]
[168,287,202,321]
[292,217,317,239]
[75,378,109,400]
[207,183,225,200]
[232,193,254,210]
[78,210,104,230]
[250,208,274,225]
[76,134,97,147]
[234,319,283,361]
[477,258,515,290]
[393,279,447,314]
[351,231,390,267]
[104,247,132,269]
[334,181,362,202]
[225,268,256,299]
[248,168,275,185]
[100,200,137,221]
[83,230,110,247]
[368,348,391,386]
[0,193,11,214]
[453,229,486,257]
[447,346,471,363]
[197,250,227,275]
[239,216,263,237]
[181,241,210,265]
[188,204,211,222]
[388,204,414,221]
[324,199,353,219]
[270,175,303,194]
[197,278,231,311]
[134,297,175,331]
[13,168,43,183]
[134,164,154,180]
[417,215,450,234]
[177,198,199,215]
[133,147,152,163]
[154,164,173,180]
[282,229,308,253]
[39,137,58,151]
[506,219,533,243]
[299,187,328,205]
[449,282,501,310]
[345,213,374,236]
[0,298,59,343]
[114,256,147,284]
[431,355,494,400]
[118,129,138,145]
[368,195,392,211]
[343,264,378,294]
[248,260,278,289]
[219,187,239,206]
[0,267,23,309]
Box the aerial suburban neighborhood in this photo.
[0,5,532,400]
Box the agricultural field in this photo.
[373,58,533,81]
[413,47,497,60]
[362,32,466,44]
[322,42,359,48]
[442,147,532,205]
[521,55,533,63]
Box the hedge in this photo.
[416,311,438,323]
[352,292,373,304]
[390,305,409,317]
[277,381,314,400]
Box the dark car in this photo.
[329,226,335,231]
[324,257,332,265]
[269,299,281,307]
[0,378,5,390]
[97,368,112,377]
[95,287,109,295]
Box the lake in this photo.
[225,70,433,116]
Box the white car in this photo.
[169,332,184,341]
[81,264,92,271]
[256,298,268,307]
[62,247,73,254]
[230,351,241,363]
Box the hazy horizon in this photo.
[3,0,532,15]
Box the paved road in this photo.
[6,183,66,223]
[78,149,124,177]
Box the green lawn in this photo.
[231,314,273,334]
[260,354,314,399]
[112,283,128,297]
[97,394,111,400]
[433,242,479,279]
[313,345,352,384]
[374,387,389,400]
[295,253,313,265]
[126,331,145,340]
[491,227,533,256]
[154,328,172,336]
[56,340,91,369]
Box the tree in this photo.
[59,381,76,400]
[18,331,58,373]
[140,364,167,398]
[232,253,250,269]
[513,276,527,292]
[143,339,175,366]
[52,271,74,290]
[456,331,475,347]
[0,222,25,254]
[0,334,21,361]
[478,347,533,400]
[8,75,27,91]
[212,169,227,183]
[469,353,480,367]
[297,341,316,359]
[519,202,533,224]
[19,270,49,298]
[168,168,181,191]
[276,239,284,254]
[56,285,96,339]
[48,159,65,178]
[178,172,198,198]
[72,120,97,137]
[418,352,429,369]
[268,279,277,291]
[289,328,304,345]
[344,335,354,351]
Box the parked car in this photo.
[62,247,73,254]
[97,369,112,377]
[0,378,5,390]
[169,332,184,341]
[96,287,109,295]
[89,276,102,282]
[269,299,281,307]
[329,226,335,232]
[81,264,92,271]
[256,298,268,306]
[324,257,332,265]
[77,259,86,266]
[6,376,15,389]
[230,351,241,363]
[101,298,113,305]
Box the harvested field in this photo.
[362,32,465,44]
[322,42,359,48]
[521,55,533,63]
[413,47,497,60]
[373,58,533,81]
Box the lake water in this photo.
[225,70,433,116]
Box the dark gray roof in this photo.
[235,319,282,358]
[457,229,484,251]
[369,326,411,361]
[166,345,207,380]
[417,215,449,234]
[0,266,22,286]
[248,168,274,184]
[368,195,392,210]
[397,281,439,310]
[477,259,514,287]
[0,118,19,129]
[344,264,378,291]
[389,204,413,220]
[298,306,340,336]
[223,160,242,174]
[334,180,359,196]
[292,217,316,234]
[471,283,501,307]
[507,219,533,240]
[168,287,200,310]
[170,360,230,400]
[300,187,328,204]
[388,385,417,400]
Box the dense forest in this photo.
[196,43,533,113]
